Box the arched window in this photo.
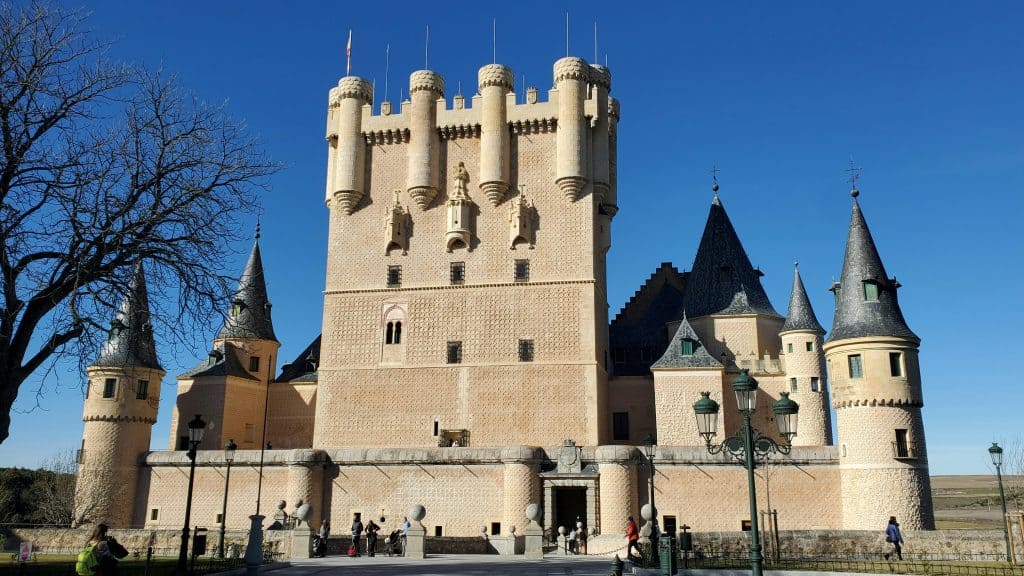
[394,321,402,344]
[386,322,395,344]
[383,305,407,346]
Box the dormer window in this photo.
[681,339,695,356]
[231,300,246,317]
[863,281,879,302]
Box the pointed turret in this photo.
[92,262,161,370]
[682,193,780,318]
[781,263,825,335]
[217,236,277,342]
[827,198,917,343]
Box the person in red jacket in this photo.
[626,516,640,561]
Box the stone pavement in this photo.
[273,554,625,575]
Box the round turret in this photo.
[478,64,514,206]
[553,57,589,201]
[407,70,444,208]
[328,76,373,214]
[589,64,612,210]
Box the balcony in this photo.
[892,441,918,460]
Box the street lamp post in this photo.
[989,443,1012,563]
[177,414,207,575]
[218,439,238,559]
[642,433,659,562]
[692,370,799,576]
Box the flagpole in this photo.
[346,29,352,75]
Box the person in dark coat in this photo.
[351,515,364,556]
[885,516,904,560]
[365,519,380,557]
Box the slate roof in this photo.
[217,240,278,342]
[781,264,825,334]
[650,314,723,370]
[827,198,919,343]
[609,263,687,376]
[277,335,321,383]
[681,194,781,319]
[179,343,259,380]
[91,262,162,370]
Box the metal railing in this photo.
[688,555,1024,576]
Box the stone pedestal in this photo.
[290,527,312,559]
[243,514,265,576]
[524,521,543,560]
[405,523,426,559]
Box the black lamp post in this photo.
[989,443,1012,563]
[217,439,237,559]
[642,433,659,561]
[177,414,206,575]
[692,370,799,576]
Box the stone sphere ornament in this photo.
[558,525,566,536]
[276,500,286,510]
[641,503,655,522]
[525,503,540,522]
[410,504,426,522]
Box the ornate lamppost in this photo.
[217,439,238,559]
[177,414,206,575]
[692,370,799,576]
[642,433,659,562]
[989,443,1012,563]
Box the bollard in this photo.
[609,554,624,576]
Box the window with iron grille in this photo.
[514,259,530,282]
[137,380,149,400]
[103,378,116,398]
[518,339,534,362]
[450,262,465,285]
[447,341,463,364]
[387,265,402,287]
[894,428,911,458]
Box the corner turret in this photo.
[478,64,514,205]
[326,76,373,214]
[553,57,589,201]
[407,70,445,208]
[780,263,832,446]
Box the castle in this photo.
[74,54,934,542]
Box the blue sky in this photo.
[1,1,1021,475]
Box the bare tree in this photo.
[0,2,278,444]
[32,448,77,526]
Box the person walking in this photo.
[351,514,364,557]
[366,519,380,557]
[316,519,330,557]
[401,516,411,556]
[626,516,640,562]
[884,516,904,560]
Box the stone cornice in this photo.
[324,278,595,296]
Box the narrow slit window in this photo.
[386,322,394,344]
[790,378,798,392]
[103,378,116,399]
[810,377,820,392]
[889,352,903,377]
[447,341,463,364]
[394,321,402,344]
[787,343,793,353]
[136,380,149,400]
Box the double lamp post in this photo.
[692,369,800,576]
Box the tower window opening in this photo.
[433,419,439,437]
[450,262,465,285]
[518,339,535,362]
[514,259,530,282]
[847,354,863,379]
[394,321,402,344]
[810,377,820,392]
[85,382,90,399]
[681,339,694,356]
[612,412,630,441]
[889,352,903,377]
[103,378,116,399]
[790,378,798,392]
[893,429,911,459]
[491,522,501,536]
[386,322,394,344]
[787,343,793,353]
[447,341,463,364]
[806,341,814,352]
[863,281,879,302]
[387,265,402,287]
[150,508,160,521]
[434,526,443,537]
[249,356,260,372]
[136,380,149,400]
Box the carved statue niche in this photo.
[445,162,474,252]
[385,190,410,255]
[509,186,535,249]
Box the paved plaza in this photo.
[275,554,626,575]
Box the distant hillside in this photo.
[932,475,1024,529]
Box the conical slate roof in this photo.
[91,262,162,370]
[216,239,278,342]
[781,263,825,334]
[681,193,781,318]
[651,314,723,370]
[827,198,918,343]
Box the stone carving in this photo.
[385,190,409,255]
[526,87,538,104]
[445,162,474,252]
[556,439,582,474]
[509,187,535,249]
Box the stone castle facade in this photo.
[74,54,934,541]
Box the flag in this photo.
[346,29,352,75]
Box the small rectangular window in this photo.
[848,354,863,379]
[790,378,798,392]
[433,420,439,437]
[450,262,465,285]
[249,356,260,372]
[514,259,530,282]
[434,526,443,537]
[137,380,149,400]
[889,352,903,377]
[806,342,814,352]
[810,377,820,392]
[150,508,159,521]
[446,341,463,364]
[518,339,534,362]
[490,522,501,536]
[612,412,630,441]
[387,265,402,287]
[863,282,879,302]
[787,343,793,353]
[103,378,116,399]
[216,513,223,524]
[681,339,694,356]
